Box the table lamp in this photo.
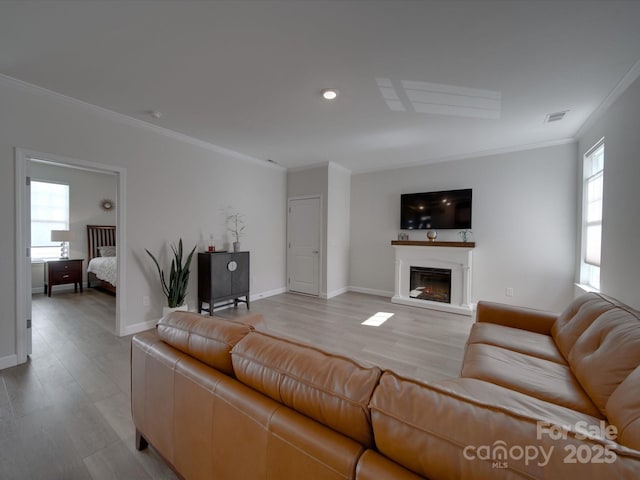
[51,230,72,259]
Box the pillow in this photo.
[98,245,116,257]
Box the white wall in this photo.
[349,143,578,312]
[1,76,286,366]
[327,163,351,297]
[577,75,640,309]
[30,161,117,291]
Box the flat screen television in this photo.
[401,189,472,230]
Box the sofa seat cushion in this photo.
[461,343,602,418]
[468,322,567,365]
[157,311,257,376]
[231,331,382,447]
[370,372,640,479]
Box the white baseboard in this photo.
[326,287,349,299]
[128,288,289,331]
[348,286,394,298]
[32,283,81,295]
[122,319,158,336]
[250,287,287,302]
[0,354,18,370]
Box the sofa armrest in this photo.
[476,301,558,335]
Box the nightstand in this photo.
[45,258,83,297]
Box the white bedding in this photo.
[88,256,117,287]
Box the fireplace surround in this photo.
[391,240,474,315]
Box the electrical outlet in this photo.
[505,288,514,297]
[143,295,150,306]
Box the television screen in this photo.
[401,189,472,230]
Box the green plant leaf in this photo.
[146,239,197,308]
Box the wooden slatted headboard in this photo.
[87,225,116,260]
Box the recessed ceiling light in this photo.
[321,89,339,100]
[146,110,162,119]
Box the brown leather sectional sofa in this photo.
[131,292,640,479]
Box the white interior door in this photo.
[287,196,321,296]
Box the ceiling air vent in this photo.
[545,110,568,123]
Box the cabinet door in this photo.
[230,252,250,295]
[211,254,232,298]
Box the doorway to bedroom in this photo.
[30,160,118,335]
[15,148,125,365]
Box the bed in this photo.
[87,225,117,294]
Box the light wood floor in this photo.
[215,291,474,382]
[0,289,474,479]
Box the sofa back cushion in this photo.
[551,293,620,360]
[157,311,255,376]
[568,305,640,416]
[231,331,381,447]
[606,365,640,450]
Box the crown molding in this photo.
[350,137,577,175]
[287,161,332,173]
[574,58,640,139]
[0,74,285,171]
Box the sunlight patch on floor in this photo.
[361,312,394,327]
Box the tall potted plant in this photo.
[146,238,197,315]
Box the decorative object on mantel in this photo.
[208,234,216,252]
[458,229,472,242]
[397,232,409,241]
[226,209,246,252]
[100,198,115,211]
[145,238,197,314]
[426,230,438,241]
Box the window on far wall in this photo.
[581,140,604,290]
[31,180,69,260]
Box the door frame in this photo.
[15,148,127,365]
[287,194,323,296]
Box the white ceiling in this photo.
[2,0,640,172]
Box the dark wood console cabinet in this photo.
[197,251,250,315]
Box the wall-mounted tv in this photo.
[401,189,472,230]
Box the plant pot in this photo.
[233,241,241,252]
[162,304,188,317]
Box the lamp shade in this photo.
[51,230,72,242]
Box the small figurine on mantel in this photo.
[458,229,472,242]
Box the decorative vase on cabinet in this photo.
[197,251,249,315]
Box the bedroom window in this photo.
[31,180,70,260]
[581,140,604,290]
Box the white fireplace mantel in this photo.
[391,241,474,316]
